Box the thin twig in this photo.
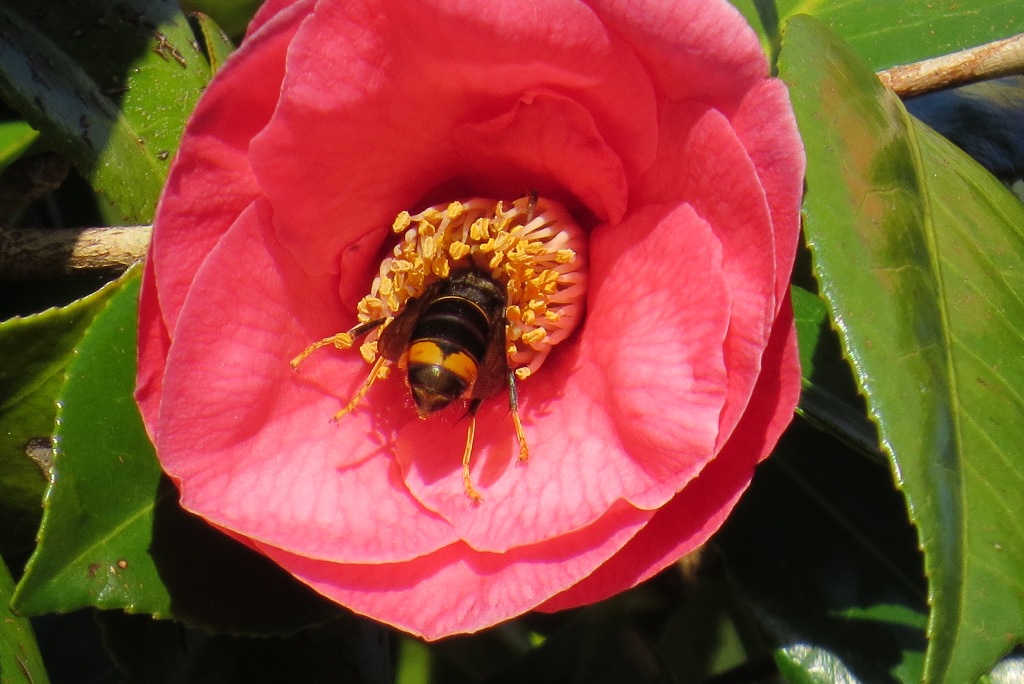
[878,32,1024,99]
[0,224,151,279]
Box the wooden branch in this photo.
[878,32,1024,99]
[0,224,151,279]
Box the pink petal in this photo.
[247,0,658,274]
[158,202,458,562]
[135,260,169,437]
[589,203,734,508]
[586,0,767,109]
[247,500,653,640]
[139,0,807,640]
[246,0,314,38]
[452,92,629,223]
[395,203,730,550]
[637,102,777,450]
[539,296,800,611]
[150,7,295,331]
[139,12,299,438]
[730,79,806,310]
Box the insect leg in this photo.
[332,355,389,421]
[508,370,530,463]
[290,318,387,368]
[462,398,485,504]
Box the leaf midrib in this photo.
[903,103,970,683]
[0,6,168,191]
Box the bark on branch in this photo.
[877,32,1024,99]
[0,224,151,279]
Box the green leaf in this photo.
[718,418,928,684]
[0,1,211,223]
[985,652,1024,684]
[190,12,235,75]
[791,285,878,457]
[183,0,263,40]
[731,0,1024,70]
[12,269,339,634]
[781,15,1024,682]
[0,275,127,553]
[0,119,38,174]
[0,556,49,684]
[10,269,157,615]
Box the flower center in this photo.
[356,195,587,378]
[290,194,588,504]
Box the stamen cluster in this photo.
[356,196,587,377]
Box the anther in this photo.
[526,190,538,222]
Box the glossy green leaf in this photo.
[0,119,38,174]
[0,1,210,223]
[12,269,339,634]
[731,0,1024,70]
[11,270,159,616]
[183,0,263,40]
[0,275,126,553]
[772,647,858,684]
[791,285,878,457]
[718,418,927,683]
[986,652,1024,684]
[191,12,235,75]
[781,15,1024,682]
[0,556,49,684]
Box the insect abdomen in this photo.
[407,292,492,416]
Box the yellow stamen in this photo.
[361,196,586,378]
[297,194,588,500]
[521,328,547,345]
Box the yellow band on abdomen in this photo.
[408,341,479,386]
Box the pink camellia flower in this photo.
[136,0,804,639]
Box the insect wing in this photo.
[377,281,442,361]
[471,309,510,401]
